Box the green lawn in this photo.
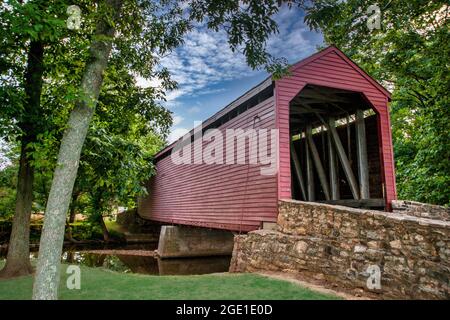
[0,261,339,300]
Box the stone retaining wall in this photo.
[392,200,449,221]
[230,200,450,299]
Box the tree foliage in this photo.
[0,146,18,219]
[75,63,170,229]
[0,0,173,226]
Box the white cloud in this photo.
[267,6,316,61]
[172,115,184,126]
[135,75,163,89]
[161,28,253,101]
[188,106,201,113]
[162,7,322,146]
[168,127,190,143]
[165,89,186,102]
[161,6,321,104]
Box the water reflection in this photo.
[0,244,231,276]
[64,251,231,275]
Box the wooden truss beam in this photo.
[290,139,307,200]
[327,117,360,199]
[306,125,331,200]
[327,121,340,200]
[305,133,315,201]
[356,109,370,199]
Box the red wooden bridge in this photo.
[138,46,396,232]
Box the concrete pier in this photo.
[157,225,234,258]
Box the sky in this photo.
[138,5,324,143]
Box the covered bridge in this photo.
[138,46,396,232]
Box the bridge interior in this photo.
[289,84,385,209]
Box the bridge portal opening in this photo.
[289,84,385,209]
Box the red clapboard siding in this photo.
[138,96,278,231]
[275,46,396,208]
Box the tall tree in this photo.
[32,0,294,299]
[1,0,173,278]
[0,41,43,278]
[32,0,124,299]
[0,0,65,277]
[73,61,171,241]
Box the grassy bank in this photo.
[0,261,339,300]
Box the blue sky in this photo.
[139,6,324,143]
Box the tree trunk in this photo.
[65,251,75,264]
[32,0,123,300]
[69,210,76,224]
[65,219,78,243]
[66,192,80,242]
[0,40,44,278]
[0,139,34,278]
[99,216,110,242]
[69,192,79,224]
